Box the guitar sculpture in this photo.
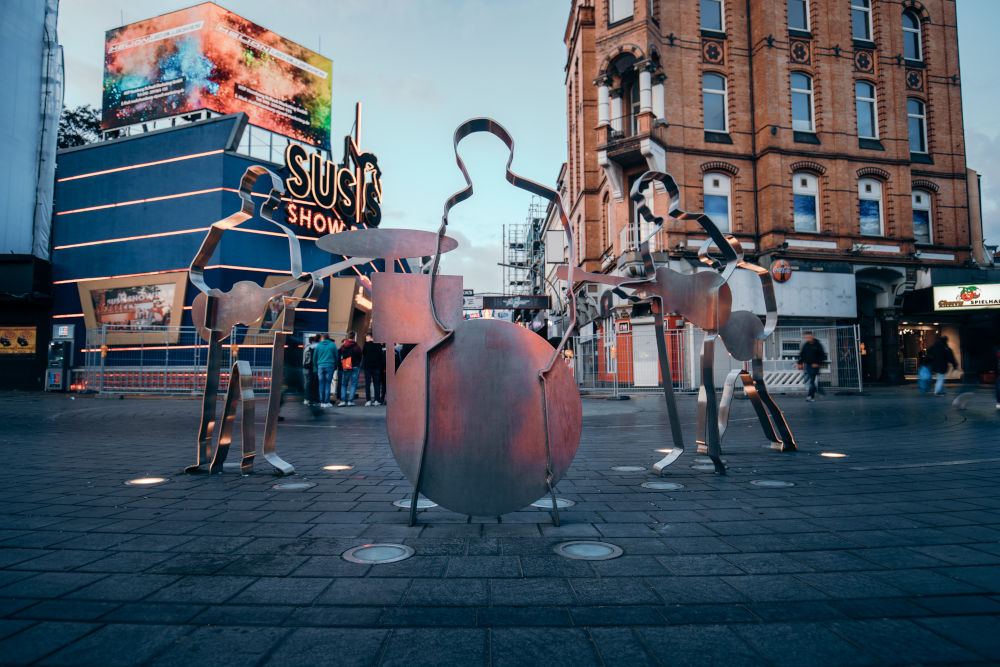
[318,119,582,525]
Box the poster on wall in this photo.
[933,284,1000,311]
[0,327,37,355]
[78,274,188,344]
[102,2,333,149]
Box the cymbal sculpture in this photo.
[319,118,582,525]
[560,169,795,475]
[185,165,368,476]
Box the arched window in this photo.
[703,173,731,233]
[907,99,927,153]
[902,11,922,61]
[855,81,878,139]
[851,0,872,41]
[912,189,932,244]
[793,172,819,232]
[701,0,724,32]
[791,72,814,132]
[788,0,809,31]
[858,178,883,236]
[702,73,728,132]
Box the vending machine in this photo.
[45,324,75,392]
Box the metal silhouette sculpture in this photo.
[318,118,582,525]
[186,165,368,476]
[560,169,795,475]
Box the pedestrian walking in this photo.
[313,334,337,407]
[917,348,932,394]
[338,331,363,406]
[302,334,319,405]
[926,335,958,396]
[798,332,826,402]
[361,332,384,406]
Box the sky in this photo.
[58,0,1000,293]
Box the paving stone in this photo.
[491,627,600,667]
[0,571,107,599]
[476,607,572,627]
[229,576,331,605]
[40,623,191,666]
[66,573,180,602]
[445,556,521,578]
[191,604,295,627]
[150,625,289,666]
[315,578,411,606]
[262,628,387,666]
[734,621,876,666]
[638,624,766,666]
[569,578,661,606]
[588,627,658,666]
[721,574,829,602]
[0,620,99,664]
[647,576,747,604]
[914,615,1000,660]
[380,628,487,666]
[284,606,383,627]
[723,552,814,574]
[826,619,980,664]
[403,579,488,606]
[490,579,576,606]
[147,575,257,604]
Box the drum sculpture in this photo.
[318,119,582,525]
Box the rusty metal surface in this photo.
[317,228,458,259]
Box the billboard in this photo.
[102,2,332,148]
[0,327,37,355]
[78,274,188,344]
[933,284,1000,311]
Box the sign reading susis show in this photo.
[283,132,382,235]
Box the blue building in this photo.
[52,112,391,382]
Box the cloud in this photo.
[436,228,502,294]
[965,130,1000,245]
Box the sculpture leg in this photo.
[695,383,708,455]
[539,372,560,526]
[651,300,686,475]
[738,368,782,449]
[751,358,796,451]
[262,330,295,475]
[187,334,223,473]
[717,369,743,442]
[210,360,255,474]
[701,335,726,474]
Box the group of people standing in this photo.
[302,331,386,408]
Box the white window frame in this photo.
[858,177,884,237]
[703,172,732,233]
[701,0,724,32]
[907,98,927,154]
[912,189,932,244]
[851,0,872,41]
[791,72,815,132]
[902,11,922,61]
[605,193,615,250]
[702,72,728,133]
[788,0,810,31]
[609,0,634,24]
[792,172,819,232]
[855,81,878,139]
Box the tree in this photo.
[57,104,101,148]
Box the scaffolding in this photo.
[502,197,547,295]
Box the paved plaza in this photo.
[0,386,998,665]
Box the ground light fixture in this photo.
[124,477,168,486]
[654,448,673,454]
[641,481,684,491]
[553,541,624,561]
[392,496,438,509]
[342,543,415,564]
[750,480,795,488]
[820,452,848,458]
[611,465,646,472]
[530,497,575,508]
[272,481,316,491]
[323,465,353,471]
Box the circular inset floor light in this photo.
[553,540,623,561]
[611,465,646,472]
[654,448,674,454]
[124,477,167,487]
[392,496,438,509]
[323,465,353,471]
[820,452,847,458]
[641,481,684,491]
[691,464,717,471]
[750,480,794,488]
[530,497,575,509]
[342,543,414,564]
[272,481,316,491]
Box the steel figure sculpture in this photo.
[560,169,795,474]
[318,118,582,525]
[185,165,368,476]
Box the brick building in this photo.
[558,0,996,384]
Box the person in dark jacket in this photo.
[927,335,958,396]
[338,331,363,406]
[302,334,319,405]
[798,332,827,402]
[361,332,385,406]
[313,334,338,407]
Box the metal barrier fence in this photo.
[77,325,278,394]
[572,324,862,396]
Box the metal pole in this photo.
[99,325,106,393]
[855,323,863,392]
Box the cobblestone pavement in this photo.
[0,386,998,665]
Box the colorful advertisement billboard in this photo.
[78,274,188,344]
[102,2,332,148]
[933,284,1000,311]
[0,327,37,355]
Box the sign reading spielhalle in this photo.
[933,284,1000,311]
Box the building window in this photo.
[609,0,633,23]
[907,98,927,153]
[851,0,872,41]
[703,173,731,233]
[793,172,819,232]
[701,0,723,32]
[788,0,809,31]
[855,81,878,139]
[604,192,614,249]
[791,72,814,132]
[912,190,932,244]
[702,73,728,132]
[902,11,922,61]
[858,178,883,236]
